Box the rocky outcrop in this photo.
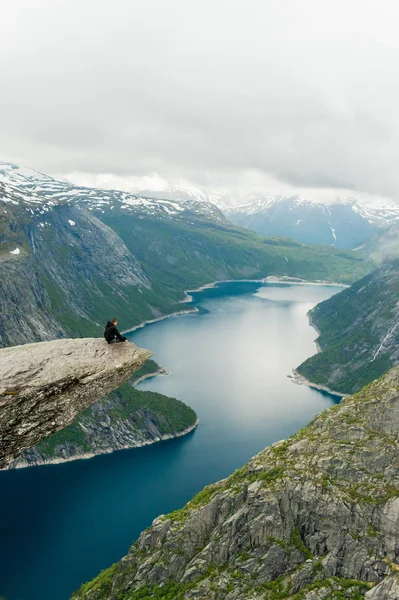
[297,259,399,395]
[7,380,198,469]
[0,338,150,468]
[73,365,399,600]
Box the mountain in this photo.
[0,162,225,224]
[135,184,235,214]
[225,195,399,249]
[296,260,399,395]
[0,163,373,347]
[72,364,399,600]
[8,361,198,469]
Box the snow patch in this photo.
[10,247,20,255]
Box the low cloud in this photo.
[2,0,399,202]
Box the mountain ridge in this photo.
[71,363,399,600]
[225,195,399,249]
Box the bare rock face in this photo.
[365,574,399,599]
[0,338,151,468]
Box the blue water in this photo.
[0,281,342,600]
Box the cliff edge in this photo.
[0,338,151,468]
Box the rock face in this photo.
[0,338,150,468]
[73,366,399,600]
[0,200,151,348]
[7,380,198,469]
[297,259,399,395]
[225,196,380,249]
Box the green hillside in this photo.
[297,260,399,394]
[0,193,374,347]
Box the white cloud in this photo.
[2,0,399,201]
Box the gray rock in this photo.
[71,364,399,599]
[365,574,399,599]
[0,337,150,467]
[8,402,199,469]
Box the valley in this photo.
[4,5,399,599]
[0,281,342,600]
[0,163,373,348]
[2,165,399,600]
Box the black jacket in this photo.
[104,321,126,343]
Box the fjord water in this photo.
[0,281,342,600]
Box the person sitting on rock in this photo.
[104,319,127,344]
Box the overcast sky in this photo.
[2,0,399,202]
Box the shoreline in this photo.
[291,311,346,398]
[124,276,347,334]
[122,275,346,399]
[123,307,199,335]
[182,276,347,304]
[263,276,349,288]
[132,368,168,386]
[9,417,200,470]
[308,312,322,353]
[290,369,346,398]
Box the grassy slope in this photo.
[297,264,399,394]
[100,212,374,308]
[1,201,374,345]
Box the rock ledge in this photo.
[0,338,151,467]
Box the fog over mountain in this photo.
[2,0,399,204]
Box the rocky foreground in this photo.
[0,338,150,468]
[73,367,399,599]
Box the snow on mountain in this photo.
[135,184,235,215]
[0,163,225,223]
[226,194,399,226]
[224,194,399,249]
[4,162,398,249]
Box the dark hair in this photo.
[112,318,118,323]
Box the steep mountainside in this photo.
[72,365,399,600]
[0,163,373,347]
[226,196,399,249]
[8,362,198,469]
[297,261,399,395]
